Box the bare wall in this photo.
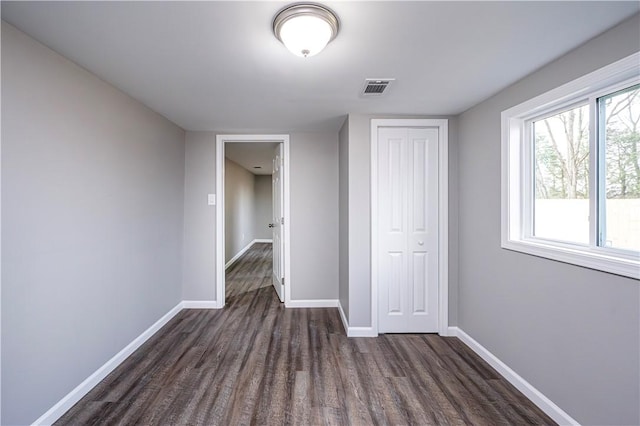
[338,117,350,320]
[254,175,272,240]
[457,14,640,425]
[1,22,185,425]
[182,132,216,301]
[289,132,339,300]
[225,158,255,262]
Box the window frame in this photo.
[501,52,640,280]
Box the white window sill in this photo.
[502,239,640,280]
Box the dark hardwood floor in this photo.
[57,243,555,425]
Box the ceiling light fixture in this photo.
[273,4,339,58]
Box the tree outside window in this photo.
[533,85,640,251]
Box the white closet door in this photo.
[378,127,439,333]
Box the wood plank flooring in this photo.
[57,243,556,425]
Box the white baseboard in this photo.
[345,326,377,337]
[32,302,184,426]
[285,299,339,308]
[338,301,349,334]
[448,326,579,426]
[338,301,377,337]
[182,300,222,309]
[224,239,273,270]
[225,240,254,269]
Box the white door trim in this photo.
[216,134,292,307]
[371,119,449,336]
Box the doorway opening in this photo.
[216,135,291,307]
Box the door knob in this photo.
[268,223,275,228]
[418,241,424,246]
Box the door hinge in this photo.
[282,277,285,286]
[280,217,284,225]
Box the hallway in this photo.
[225,242,276,303]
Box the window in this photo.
[600,85,640,253]
[502,53,640,279]
[533,103,591,245]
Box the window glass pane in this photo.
[533,104,590,244]
[600,84,640,252]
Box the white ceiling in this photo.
[2,2,638,133]
[225,142,278,175]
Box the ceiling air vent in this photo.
[362,78,395,96]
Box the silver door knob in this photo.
[418,241,424,246]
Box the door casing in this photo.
[371,119,449,336]
[216,134,291,307]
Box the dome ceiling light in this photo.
[273,4,340,58]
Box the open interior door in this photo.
[271,143,285,302]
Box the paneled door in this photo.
[377,127,439,333]
[271,143,285,302]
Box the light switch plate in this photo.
[207,194,216,205]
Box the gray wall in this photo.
[338,118,350,320]
[253,175,272,240]
[225,158,255,262]
[1,22,185,425]
[456,14,640,426]
[447,119,459,327]
[342,114,458,327]
[344,115,372,327]
[182,132,339,302]
[182,132,216,301]
[289,132,339,300]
